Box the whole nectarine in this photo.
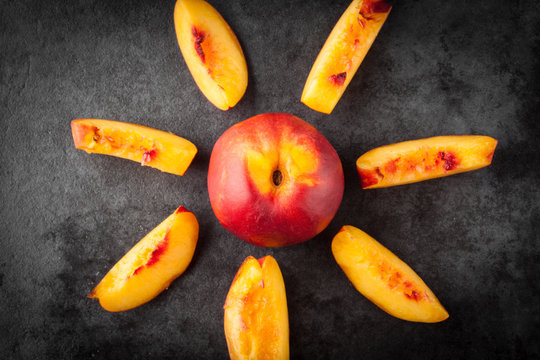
[208,113,344,247]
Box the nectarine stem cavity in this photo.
[272,170,283,186]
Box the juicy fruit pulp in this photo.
[224,256,289,360]
[207,113,344,247]
[357,135,498,188]
[89,206,199,312]
[71,119,197,176]
[332,226,449,323]
[174,0,248,110]
[301,0,391,114]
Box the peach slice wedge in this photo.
[174,0,248,110]
[357,135,498,189]
[332,226,449,323]
[301,0,391,114]
[71,119,197,176]
[224,256,289,360]
[89,206,199,312]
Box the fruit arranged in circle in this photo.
[89,206,199,312]
[71,119,198,176]
[207,113,344,247]
[332,226,449,323]
[301,0,392,114]
[73,1,497,349]
[357,135,498,189]
[174,0,248,110]
[224,255,289,360]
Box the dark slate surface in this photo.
[1,0,539,358]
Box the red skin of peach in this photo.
[208,113,344,247]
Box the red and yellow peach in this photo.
[208,113,344,247]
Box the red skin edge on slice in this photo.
[176,206,189,214]
[359,168,381,188]
[71,121,92,148]
[88,287,97,298]
[192,26,206,64]
[329,72,347,86]
[132,235,169,276]
[361,0,391,16]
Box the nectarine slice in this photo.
[174,0,248,110]
[224,256,289,360]
[301,0,391,114]
[89,206,199,312]
[71,119,197,176]
[332,226,448,323]
[357,135,498,189]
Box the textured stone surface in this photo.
[1,0,539,358]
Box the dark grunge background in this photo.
[1,0,539,358]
